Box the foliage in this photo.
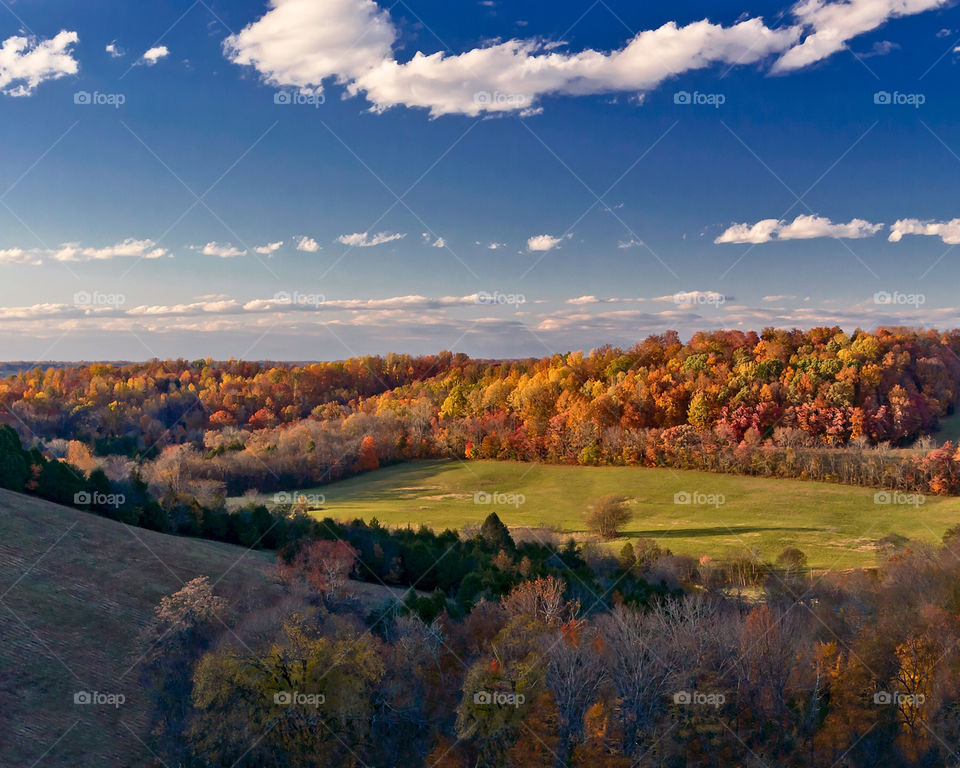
[584,494,632,538]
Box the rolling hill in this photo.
[0,490,276,768]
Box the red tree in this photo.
[358,435,379,471]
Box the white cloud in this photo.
[774,0,949,72]
[295,236,321,252]
[617,238,643,248]
[141,46,169,66]
[715,219,781,244]
[105,42,124,58]
[254,240,284,254]
[762,295,797,302]
[527,233,570,251]
[224,0,798,116]
[0,239,168,264]
[222,0,946,116]
[0,248,42,265]
[653,290,732,304]
[51,238,168,262]
[481,241,506,249]
[0,31,79,97]
[223,0,396,89]
[566,296,636,305]
[860,40,899,57]
[198,241,246,258]
[349,18,799,117]
[715,215,883,244]
[421,233,446,248]
[337,231,406,247]
[889,218,960,244]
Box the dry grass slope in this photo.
[0,490,274,768]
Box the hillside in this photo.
[0,491,276,768]
[267,460,960,570]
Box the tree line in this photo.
[7,326,960,498]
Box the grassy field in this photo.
[275,460,960,571]
[0,491,277,768]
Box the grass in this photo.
[0,490,275,768]
[936,410,960,445]
[275,459,960,571]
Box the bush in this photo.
[584,494,632,539]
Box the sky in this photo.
[1,0,960,361]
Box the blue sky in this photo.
[1,0,960,360]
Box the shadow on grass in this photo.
[623,525,820,539]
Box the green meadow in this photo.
[272,459,960,571]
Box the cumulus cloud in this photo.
[715,215,883,244]
[0,31,79,97]
[337,231,405,247]
[888,218,960,244]
[617,238,644,248]
[105,42,124,58]
[566,296,638,305]
[422,233,446,248]
[141,46,169,66]
[223,0,396,89]
[773,0,949,72]
[527,233,570,251]
[224,0,798,116]
[762,295,797,302]
[222,0,946,116]
[0,248,42,265]
[254,240,284,254]
[0,293,487,323]
[51,238,168,262]
[295,236,321,252]
[198,242,246,258]
[653,290,733,306]
[0,239,169,264]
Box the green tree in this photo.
[0,425,28,491]
[189,615,384,767]
[687,391,711,430]
[480,512,514,551]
